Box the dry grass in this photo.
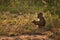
[0,11,60,40]
[0,35,52,40]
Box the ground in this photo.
[0,35,53,40]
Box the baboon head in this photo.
[38,12,43,18]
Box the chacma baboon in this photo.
[32,12,46,28]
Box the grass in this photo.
[0,0,60,40]
[0,11,60,34]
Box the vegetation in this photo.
[0,0,60,40]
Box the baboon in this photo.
[32,12,46,28]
